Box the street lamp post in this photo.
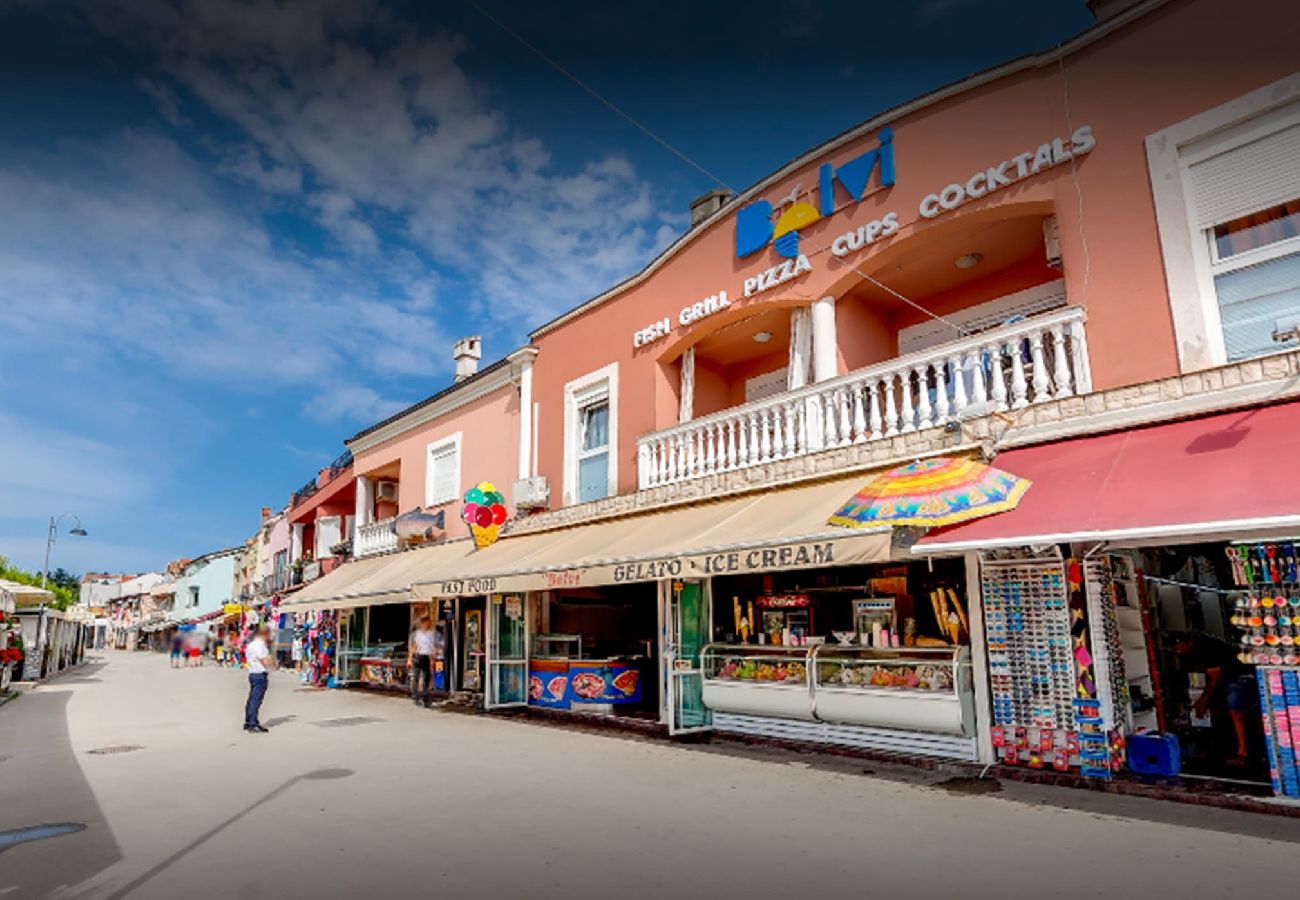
[42,514,88,590]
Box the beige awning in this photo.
[280,551,426,613]
[281,472,893,613]
[410,472,892,598]
[0,579,55,610]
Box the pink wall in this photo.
[528,0,1296,498]
[351,383,520,525]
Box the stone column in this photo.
[811,294,838,383]
[678,347,695,423]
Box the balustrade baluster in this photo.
[725,420,736,470]
[737,414,750,466]
[1029,331,1052,403]
[760,408,773,462]
[868,380,883,439]
[1069,317,1093,394]
[795,402,807,454]
[749,412,761,465]
[900,369,916,433]
[1010,341,1029,408]
[781,402,796,457]
[833,389,849,447]
[771,406,786,459]
[969,350,988,406]
[990,345,1009,411]
[852,386,867,444]
[708,425,720,473]
[821,391,837,447]
[883,375,899,437]
[1050,324,1072,398]
[949,355,968,414]
[934,362,950,422]
[914,365,933,430]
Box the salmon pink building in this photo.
[288,0,1300,786]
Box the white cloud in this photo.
[137,77,192,127]
[83,0,677,327]
[305,385,409,424]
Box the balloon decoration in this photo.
[462,481,508,549]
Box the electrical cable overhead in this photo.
[462,0,735,194]
[464,0,957,333]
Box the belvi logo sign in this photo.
[735,128,895,259]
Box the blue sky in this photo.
[0,0,1092,576]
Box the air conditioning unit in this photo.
[376,481,399,503]
[513,476,550,511]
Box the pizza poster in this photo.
[567,661,642,705]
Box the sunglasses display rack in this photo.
[1227,542,1299,666]
[983,559,1080,770]
[1082,557,1131,732]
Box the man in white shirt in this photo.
[244,625,276,734]
[409,616,439,708]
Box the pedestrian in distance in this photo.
[409,616,439,708]
[243,624,276,734]
[168,632,184,669]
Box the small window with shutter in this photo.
[425,433,462,507]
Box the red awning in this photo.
[915,399,1300,552]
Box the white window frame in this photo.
[563,362,618,506]
[424,431,463,507]
[1147,71,1300,371]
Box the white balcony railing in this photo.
[638,306,1092,490]
[355,516,399,558]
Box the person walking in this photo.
[243,625,276,734]
[168,631,184,669]
[409,616,439,708]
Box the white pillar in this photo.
[811,295,838,383]
[354,475,372,527]
[788,307,812,390]
[678,347,695,424]
[290,523,305,563]
[964,550,995,765]
[518,355,534,480]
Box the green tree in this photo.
[0,555,78,610]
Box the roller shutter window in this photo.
[1186,101,1300,361]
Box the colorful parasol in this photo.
[828,457,1031,529]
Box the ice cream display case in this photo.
[701,644,815,721]
[812,646,974,736]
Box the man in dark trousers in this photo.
[244,624,276,733]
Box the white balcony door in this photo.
[315,516,342,558]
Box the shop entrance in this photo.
[664,579,711,734]
[1139,543,1269,783]
[486,593,528,708]
[528,582,659,719]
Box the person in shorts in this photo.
[169,632,184,668]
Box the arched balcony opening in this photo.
[638,207,1094,490]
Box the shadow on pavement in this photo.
[73,768,354,900]
[0,690,123,897]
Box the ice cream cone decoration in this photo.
[462,481,508,549]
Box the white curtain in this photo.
[788,306,813,390]
[678,347,695,423]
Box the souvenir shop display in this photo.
[981,558,1126,776]
[297,610,337,687]
[1257,666,1300,799]
[1227,541,1300,666]
[1227,542,1300,798]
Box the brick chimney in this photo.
[689,189,731,227]
[453,336,482,382]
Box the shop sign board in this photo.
[414,535,887,598]
[756,593,812,609]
